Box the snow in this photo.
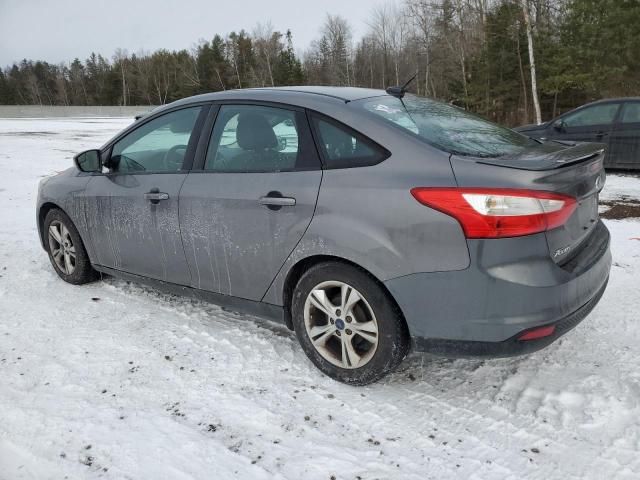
[1,116,640,479]
[600,173,640,202]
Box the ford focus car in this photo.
[36,87,611,385]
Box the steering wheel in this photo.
[163,144,188,170]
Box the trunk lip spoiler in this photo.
[473,147,605,171]
[551,149,605,165]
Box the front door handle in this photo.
[259,192,296,210]
[144,188,170,204]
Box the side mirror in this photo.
[74,149,102,173]
[552,120,565,132]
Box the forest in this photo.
[1,0,638,126]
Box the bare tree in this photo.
[225,35,243,89]
[322,14,354,85]
[55,64,70,106]
[521,0,542,123]
[516,29,529,123]
[149,51,171,105]
[368,6,392,87]
[253,22,280,87]
[134,51,153,105]
[113,49,128,106]
[387,3,410,86]
[453,0,469,100]
[406,0,436,96]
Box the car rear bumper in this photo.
[411,276,608,357]
[384,220,611,354]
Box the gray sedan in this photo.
[37,87,611,384]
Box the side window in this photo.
[111,106,202,173]
[621,103,640,124]
[563,103,620,128]
[312,116,388,168]
[205,105,309,172]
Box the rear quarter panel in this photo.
[262,121,470,306]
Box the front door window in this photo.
[562,104,620,128]
[111,106,202,173]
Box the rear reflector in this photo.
[518,325,556,341]
[411,188,577,239]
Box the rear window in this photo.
[360,95,535,158]
[311,116,389,168]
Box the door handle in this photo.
[259,196,296,206]
[596,131,609,138]
[144,189,170,204]
[259,192,296,210]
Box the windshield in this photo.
[360,95,535,157]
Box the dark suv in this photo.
[515,98,640,170]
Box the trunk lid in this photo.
[449,142,606,265]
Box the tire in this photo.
[291,261,410,385]
[44,208,98,285]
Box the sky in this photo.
[0,0,371,67]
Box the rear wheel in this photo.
[44,209,98,284]
[291,262,410,385]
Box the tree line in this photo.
[1,0,638,126]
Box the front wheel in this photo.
[291,262,410,385]
[44,208,98,285]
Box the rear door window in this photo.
[311,116,389,168]
[204,104,317,172]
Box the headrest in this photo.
[169,110,197,133]
[236,113,278,151]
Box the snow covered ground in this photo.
[1,115,639,480]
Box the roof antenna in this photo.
[385,73,418,99]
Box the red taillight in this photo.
[411,188,577,239]
[518,325,556,341]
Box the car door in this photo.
[179,103,322,300]
[547,102,620,153]
[85,105,208,284]
[608,101,640,169]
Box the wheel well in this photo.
[281,255,408,335]
[38,202,62,248]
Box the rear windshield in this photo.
[360,95,535,157]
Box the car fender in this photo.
[37,169,97,262]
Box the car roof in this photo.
[149,86,389,116]
[550,97,640,121]
[194,86,386,102]
[583,97,640,106]
[254,86,389,101]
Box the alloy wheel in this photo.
[303,280,379,369]
[48,220,76,275]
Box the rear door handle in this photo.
[144,189,170,204]
[259,193,296,210]
[259,196,296,206]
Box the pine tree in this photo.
[274,30,304,85]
